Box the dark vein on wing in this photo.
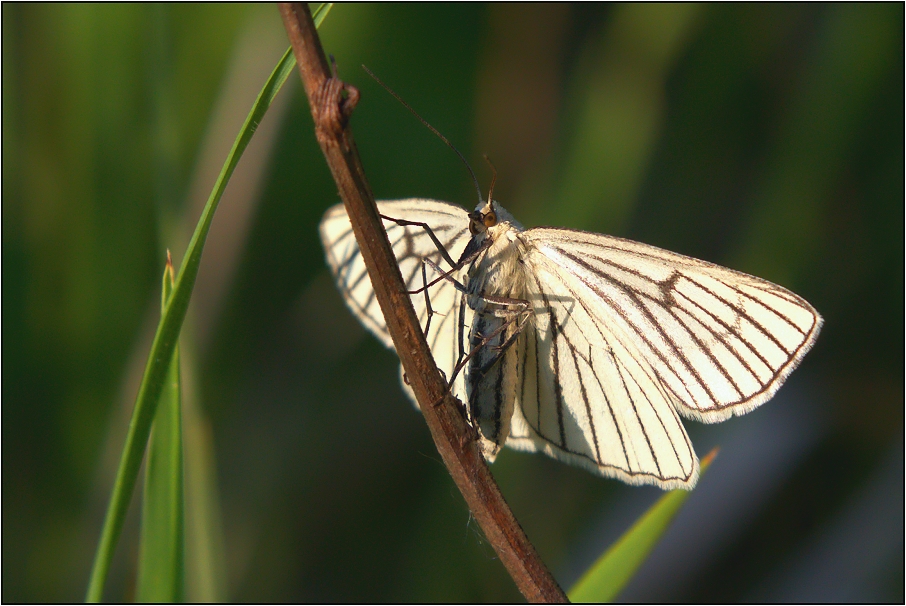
[646,291,746,399]
[519,326,529,415]
[684,275,793,356]
[673,288,768,383]
[559,248,713,407]
[727,282,808,340]
[540,256,693,479]
[544,269,659,473]
[609,342,662,478]
[532,278,567,449]
[533,318,543,431]
[493,352,505,444]
[560,323,603,465]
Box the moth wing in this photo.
[521,228,822,422]
[508,248,698,489]
[320,199,474,406]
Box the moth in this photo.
[320,196,821,490]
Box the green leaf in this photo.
[312,3,334,28]
[569,449,719,603]
[136,255,185,601]
[84,10,325,597]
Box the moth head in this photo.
[469,200,498,235]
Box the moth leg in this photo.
[406,237,494,296]
[447,293,533,406]
[379,213,502,407]
[471,295,533,375]
[415,259,526,409]
[477,304,532,376]
[419,261,435,338]
[381,213,483,340]
[380,213,466,339]
[380,214,458,268]
[412,255,468,343]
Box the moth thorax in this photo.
[471,229,526,299]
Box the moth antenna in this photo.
[362,65,483,208]
[483,154,498,208]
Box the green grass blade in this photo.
[85,33,308,603]
[569,449,719,603]
[312,3,333,28]
[183,407,227,601]
[136,257,185,601]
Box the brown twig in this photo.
[278,4,568,603]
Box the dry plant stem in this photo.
[278,4,568,603]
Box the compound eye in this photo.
[483,211,497,227]
[469,219,479,235]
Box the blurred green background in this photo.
[3,4,903,602]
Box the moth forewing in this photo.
[522,228,822,420]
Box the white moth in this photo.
[320,198,822,490]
